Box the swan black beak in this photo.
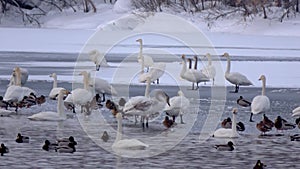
[96,65,100,71]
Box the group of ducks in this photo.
[0,133,77,156]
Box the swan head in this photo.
[49,73,57,78]
[258,75,266,81]
[136,38,143,44]
[205,53,211,58]
[150,89,170,106]
[181,54,186,60]
[193,55,198,61]
[177,90,184,96]
[13,67,21,76]
[222,52,229,57]
[232,108,238,114]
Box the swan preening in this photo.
[28,89,70,121]
[112,113,148,150]
[136,39,154,72]
[250,75,270,122]
[164,90,190,124]
[213,108,239,138]
[49,73,66,100]
[124,77,170,128]
[180,55,209,90]
[223,53,252,93]
[8,67,28,86]
[89,49,110,71]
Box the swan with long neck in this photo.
[8,67,28,86]
[112,113,148,150]
[49,73,66,100]
[213,108,239,138]
[180,55,210,90]
[88,49,109,71]
[164,90,190,124]
[201,53,216,85]
[223,53,252,93]
[64,71,93,114]
[124,77,170,128]
[136,39,154,72]
[250,75,270,122]
[28,89,70,121]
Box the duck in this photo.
[222,53,252,93]
[180,55,209,90]
[88,49,110,71]
[101,131,109,142]
[57,136,77,146]
[48,73,66,100]
[221,117,245,131]
[136,38,154,72]
[256,121,272,135]
[237,96,251,107]
[163,116,174,128]
[0,96,10,110]
[28,89,70,121]
[262,114,274,129]
[295,117,300,128]
[0,143,9,156]
[124,77,170,128]
[90,76,117,103]
[106,100,119,117]
[201,53,216,85]
[112,113,148,150]
[8,67,28,86]
[213,108,239,138]
[274,116,296,131]
[64,71,93,114]
[250,75,270,122]
[163,90,190,124]
[15,133,29,143]
[42,140,58,151]
[253,160,266,169]
[87,94,102,111]
[55,142,76,153]
[36,95,46,105]
[290,134,300,141]
[214,141,234,151]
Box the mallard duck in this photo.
[101,131,109,142]
[55,142,76,153]
[262,114,274,128]
[42,140,58,151]
[237,96,251,107]
[15,133,29,143]
[163,116,174,128]
[274,116,296,131]
[214,141,234,151]
[0,143,9,156]
[256,121,272,135]
[57,136,77,146]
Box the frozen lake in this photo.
[0,51,300,168]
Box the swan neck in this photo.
[83,74,89,90]
[53,76,57,88]
[139,42,144,72]
[226,57,231,73]
[194,58,197,70]
[57,93,65,118]
[116,118,122,142]
[208,56,212,65]
[261,79,266,95]
[232,113,237,134]
[180,59,187,77]
[145,79,151,97]
[15,70,21,86]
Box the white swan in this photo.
[223,53,252,93]
[213,108,239,138]
[64,71,93,113]
[49,73,66,100]
[8,67,28,86]
[292,107,300,117]
[89,49,110,71]
[4,67,36,104]
[91,77,118,102]
[180,55,209,90]
[28,89,70,121]
[250,75,270,122]
[163,90,190,124]
[201,53,216,85]
[124,77,170,128]
[112,113,148,150]
[139,62,166,84]
[136,39,154,72]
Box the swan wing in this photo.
[226,72,252,85]
[124,96,152,114]
[28,111,63,121]
[292,107,300,117]
[251,95,270,114]
[94,78,117,95]
[4,86,24,102]
[213,128,239,138]
[49,87,65,99]
[113,139,148,150]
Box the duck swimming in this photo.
[0,143,9,156]
[15,133,29,143]
[42,140,58,151]
[214,141,234,151]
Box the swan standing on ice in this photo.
[139,62,166,84]
[49,73,66,100]
[8,67,28,86]
[250,75,270,122]
[213,108,239,138]
[201,53,216,85]
[64,71,93,114]
[222,53,252,93]
[163,90,190,124]
[112,113,148,150]
[91,77,118,102]
[136,39,154,72]
[28,89,70,121]
[180,55,209,90]
[89,49,110,71]
[124,77,170,128]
